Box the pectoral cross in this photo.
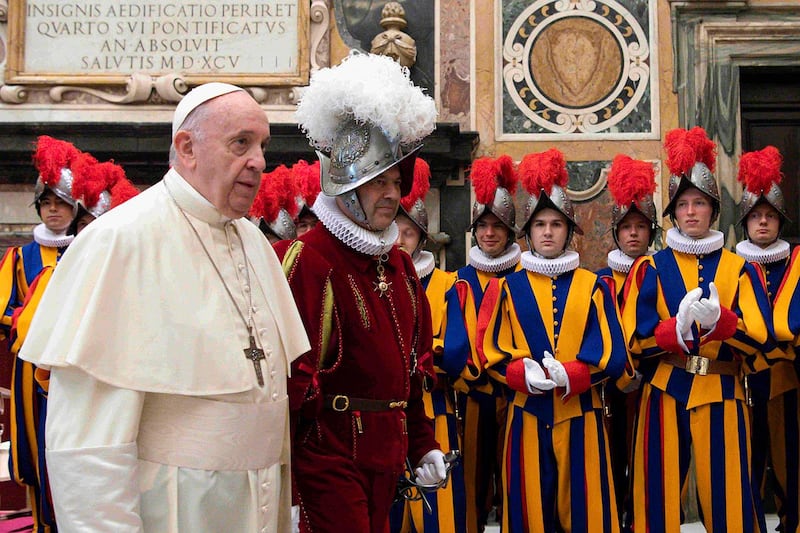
[244,332,266,387]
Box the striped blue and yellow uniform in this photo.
[775,247,800,344]
[1,240,63,533]
[622,246,775,533]
[479,267,629,533]
[770,246,800,532]
[596,265,640,532]
[391,266,468,533]
[441,263,519,533]
[0,242,60,336]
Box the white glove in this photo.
[676,287,703,338]
[542,350,571,398]
[690,282,721,330]
[415,449,447,486]
[541,351,568,388]
[522,358,557,394]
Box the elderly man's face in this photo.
[181,91,271,219]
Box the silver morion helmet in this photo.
[318,118,420,198]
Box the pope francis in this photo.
[18,83,310,532]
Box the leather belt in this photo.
[661,353,740,376]
[324,394,408,412]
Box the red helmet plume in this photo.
[607,154,656,208]
[32,136,82,187]
[665,126,716,176]
[250,165,298,222]
[518,148,568,196]
[401,157,431,211]
[71,156,114,209]
[108,176,139,208]
[737,145,783,195]
[470,154,517,205]
[292,159,321,208]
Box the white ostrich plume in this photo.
[295,52,438,151]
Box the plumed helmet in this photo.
[469,154,518,234]
[295,52,437,199]
[292,159,321,219]
[249,165,299,241]
[32,135,83,209]
[519,148,583,235]
[607,154,659,246]
[662,127,719,218]
[399,157,431,236]
[68,155,138,234]
[737,145,790,227]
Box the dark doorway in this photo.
[740,66,800,245]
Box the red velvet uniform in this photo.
[276,224,437,533]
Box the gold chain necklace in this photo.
[164,182,267,387]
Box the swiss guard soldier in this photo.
[735,146,799,533]
[441,154,521,532]
[0,136,83,533]
[276,52,445,533]
[595,154,658,530]
[478,148,629,533]
[622,127,775,532]
[391,158,464,533]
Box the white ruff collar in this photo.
[521,250,580,276]
[666,227,724,255]
[735,239,790,265]
[413,250,435,279]
[313,194,398,256]
[32,223,74,249]
[607,249,647,274]
[468,243,521,273]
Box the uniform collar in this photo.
[606,249,653,274]
[32,223,73,248]
[413,250,435,279]
[665,227,724,255]
[521,250,580,276]
[468,243,521,273]
[313,193,398,257]
[735,239,790,265]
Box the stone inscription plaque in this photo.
[6,0,308,85]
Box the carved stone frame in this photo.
[0,0,331,108]
[6,0,309,86]
[670,1,800,241]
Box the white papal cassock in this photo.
[19,169,310,533]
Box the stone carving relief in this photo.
[499,0,657,140]
[0,0,330,107]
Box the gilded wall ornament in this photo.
[370,1,416,68]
